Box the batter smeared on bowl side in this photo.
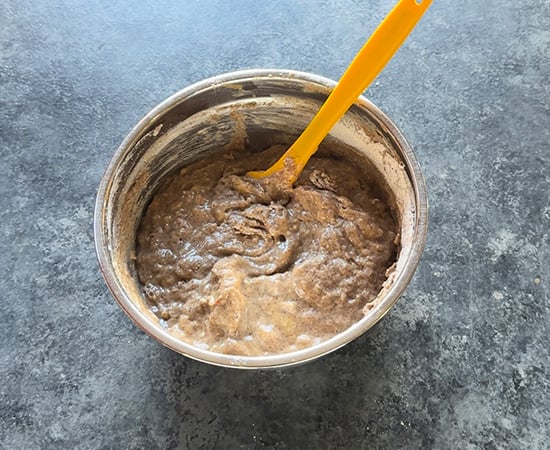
[135,145,398,356]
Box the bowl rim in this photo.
[94,68,428,369]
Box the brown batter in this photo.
[135,145,398,356]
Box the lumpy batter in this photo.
[135,146,398,355]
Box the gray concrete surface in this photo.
[1,0,548,448]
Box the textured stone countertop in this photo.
[1,1,548,448]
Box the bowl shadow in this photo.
[146,315,433,449]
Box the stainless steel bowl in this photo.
[94,69,428,369]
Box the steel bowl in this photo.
[94,69,428,369]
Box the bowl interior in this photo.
[95,70,427,368]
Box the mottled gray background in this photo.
[1,0,548,449]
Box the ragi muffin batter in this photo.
[135,145,398,356]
